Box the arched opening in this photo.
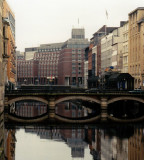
[8,100,48,119]
[108,100,144,119]
[55,99,101,120]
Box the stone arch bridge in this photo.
[4,91,144,124]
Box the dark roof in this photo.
[108,73,134,81]
[93,25,118,36]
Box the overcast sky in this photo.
[7,0,144,52]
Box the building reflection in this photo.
[25,127,88,159]
[56,101,87,118]
[0,112,4,160]
[5,129,16,160]
[3,124,144,160]
[128,128,144,160]
[60,128,87,158]
[0,112,16,160]
[15,101,47,117]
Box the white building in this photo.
[122,21,129,73]
[101,24,124,73]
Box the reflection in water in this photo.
[14,101,47,117]
[0,112,16,160]
[2,100,144,159]
[12,100,101,119]
[15,128,92,160]
[0,122,144,160]
[56,100,101,118]
[2,125,144,160]
[0,112,4,160]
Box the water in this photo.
[15,128,92,160]
[1,100,144,160]
[2,124,144,160]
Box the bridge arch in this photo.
[7,96,49,105]
[108,96,144,105]
[55,96,101,105]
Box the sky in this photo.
[7,0,144,52]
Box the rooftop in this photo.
[129,7,144,15]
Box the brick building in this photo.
[58,28,89,87]
[17,52,39,85]
[17,43,63,85]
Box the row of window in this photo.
[35,52,59,56]
[38,48,61,52]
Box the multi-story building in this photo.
[34,43,63,84]
[3,0,16,89]
[87,26,117,88]
[17,51,39,85]
[128,7,144,89]
[17,58,39,85]
[84,47,89,88]
[58,28,89,87]
[122,21,129,73]
[17,43,63,85]
[101,23,124,73]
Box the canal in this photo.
[1,100,144,159]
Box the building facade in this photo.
[84,47,89,88]
[87,26,118,88]
[128,7,144,88]
[58,28,89,87]
[17,43,63,85]
[101,25,123,73]
[0,0,3,113]
[17,58,39,85]
[3,0,16,90]
[122,21,129,73]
